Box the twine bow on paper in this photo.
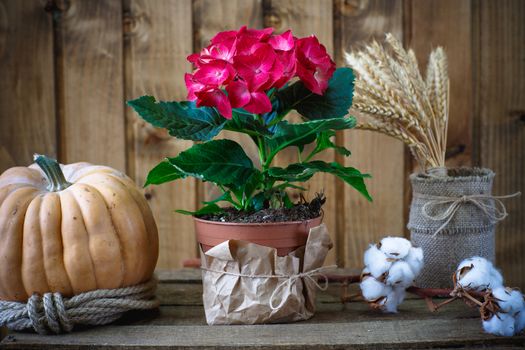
[415,192,521,236]
[201,265,337,311]
[268,265,336,310]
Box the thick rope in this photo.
[0,278,159,334]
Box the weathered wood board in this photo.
[0,0,56,170]
[1,269,523,349]
[474,0,525,290]
[124,0,197,269]
[57,0,126,171]
[334,0,406,269]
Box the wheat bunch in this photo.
[345,34,449,171]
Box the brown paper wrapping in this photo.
[200,224,333,325]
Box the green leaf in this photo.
[229,171,263,211]
[127,96,226,141]
[167,139,260,188]
[261,98,281,133]
[144,159,183,186]
[267,117,356,156]
[250,192,266,211]
[274,182,307,191]
[203,192,236,205]
[226,110,272,137]
[283,193,294,208]
[276,67,355,120]
[242,171,264,199]
[306,130,351,161]
[176,203,223,216]
[268,161,372,201]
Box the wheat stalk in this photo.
[345,34,450,171]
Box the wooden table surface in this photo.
[1,268,524,349]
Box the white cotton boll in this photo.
[458,256,503,288]
[381,287,406,313]
[364,244,392,278]
[457,267,490,291]
[386,261,416,288]
[515,309,525,333]
[360,276,391,301]
[464,256,492,265]
[492,287,525,315]
[456,257,502,291]
[456,256,489,272]
[457,256,492,272]
[380,296,398,313]
[405,246,424,276]
[482,313,516,337]
[379,236,412,259]
[490,268,504,289]
[392,286,407,307]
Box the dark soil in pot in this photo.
[198,193,325,223]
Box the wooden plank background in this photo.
[0,0,523,288]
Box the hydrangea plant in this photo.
[128,26,371,215]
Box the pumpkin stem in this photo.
[33,154,72,191]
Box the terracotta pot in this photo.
[194,216,323,256]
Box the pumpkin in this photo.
[0,155,158,301]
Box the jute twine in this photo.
[201,265,336,311]
[408,167,519,289]
[416,192,519,236]
[0,278,159,334]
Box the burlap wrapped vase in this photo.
[408,167,506,288]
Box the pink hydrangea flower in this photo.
[268,30,294,51]
[234,43,283,91]
[273,50,296,89]
[267,30,296,89]
[226,79,272,114]
[195,88,232,119]
[184,73,205,101]
[295,36,335,95]
[185,27,336,119]
[192,60,234,86]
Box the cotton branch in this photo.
[322,273,487,313]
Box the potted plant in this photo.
[345,34,518,288]
[128,26,371,256]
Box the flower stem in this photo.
[254,114,269,169]
[297,148,303,163]
[257,136,268,171]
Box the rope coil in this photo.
[201,265,336,311]
[0,278,159,334]
[415,192,521,236]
